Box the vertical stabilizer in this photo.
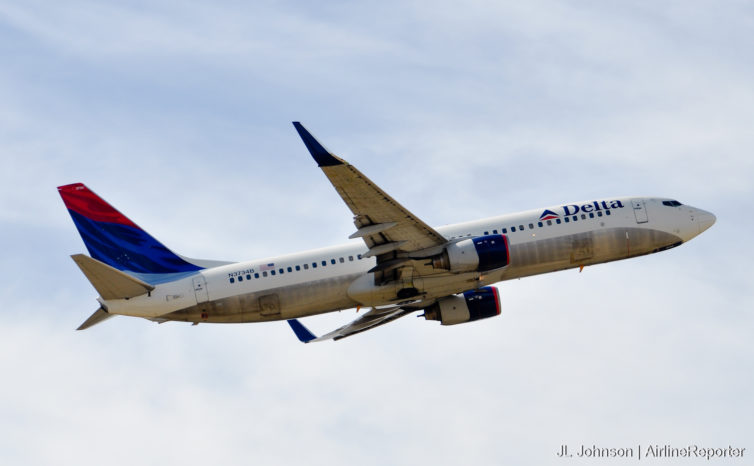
[58,183,204,275]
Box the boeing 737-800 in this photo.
[59,122,716,342]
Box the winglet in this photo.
[292,122,344,167]
[287,319,317,343]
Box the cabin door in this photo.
[631,199,648,224]
[193,275,209,303]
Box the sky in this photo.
[1,1,752,465]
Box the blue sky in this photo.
[1,1,752,465]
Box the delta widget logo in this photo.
[539,209,560,221]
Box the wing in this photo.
[287,306,415,343]
[293,122,447,265]
[290,122,452,340]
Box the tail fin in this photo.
[58,183,204,276]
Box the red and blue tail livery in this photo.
[58,183,203,276]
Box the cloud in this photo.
[0,1,752,465]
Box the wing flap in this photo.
[348,222,398,239]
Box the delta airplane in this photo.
[59,122,716,342]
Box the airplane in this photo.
[58,122,716,342]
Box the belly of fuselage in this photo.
[161,273,361,324]
[501,226,682,279]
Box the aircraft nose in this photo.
[697,209,716,234]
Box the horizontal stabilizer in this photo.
[77,307,114,330]
[71,254,155,300]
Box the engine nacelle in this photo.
[423,286,500,325]
[431,234,509,273]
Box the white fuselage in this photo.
[101,197,715,323]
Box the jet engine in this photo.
[423,286,500,325]
[430,234,509,273]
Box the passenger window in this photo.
[484,231,489,235]
[263,271,268,277]
[605,210,611,216]
[502,228,508,234]
[493,229,498,234]
[303,264,309,270]
[254,273,260,278]
[357,254,362,260]
[581,214,586,220]
[339,257,344,263]
[295,265,300,271]
[519,225,524,230]
[572,216,577,222]
[556,219,561,224]
[238,276,243,282]
[564,217,569,223]
[271,270,276,276]
[511,226,517,232]
[538,222,543,227]
[547,220,552,226]
[528,223,534,229]
[589,213,595,218]
[312,263,317,268]
[287,267,292,272]
[597,211,603,217]
[349,256,354,261]
[322,260,327,266]
[331,259,336,265]
[246,274,251,280]
[279,268,284,274]
[229,277,235,284]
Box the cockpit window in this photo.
[662,200,682,207]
